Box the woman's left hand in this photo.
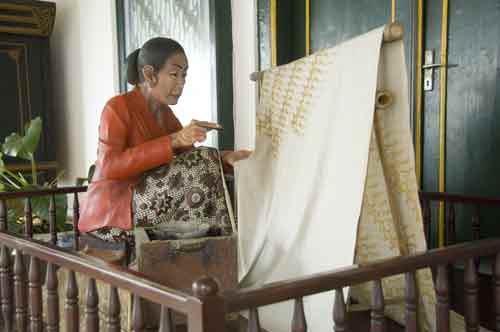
[221,150,252,166]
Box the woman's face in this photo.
[151,51,188,106]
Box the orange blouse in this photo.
[78,88,184,232]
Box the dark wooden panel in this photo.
[258,0,271,70]
[445,0,500,241]
[310,0,390,52]
[0,44,24,142]
[0,32,55,165]
[290,0,306,62]
[211,0,234,150]
[0,0,56,167]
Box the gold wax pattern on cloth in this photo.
[351,83,486,332]
[256,48,335,157]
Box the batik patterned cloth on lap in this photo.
[133,146,233,234]
[93,147,234,242]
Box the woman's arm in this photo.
[221,150,252,173]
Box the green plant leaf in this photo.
[2,117,42,160]
[0,152,5,174]
[22,117,42,156]
[2,133,29,160]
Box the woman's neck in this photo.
[138,84,168,131]
[139,84,165,117]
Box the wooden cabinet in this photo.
[0,0,56,171]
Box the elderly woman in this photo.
[78,37,249,244]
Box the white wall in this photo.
[51,0,119,185]
[231,0,258,151]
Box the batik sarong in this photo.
[93,146,234,242]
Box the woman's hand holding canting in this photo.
[170,120,207,148]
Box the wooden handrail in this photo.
[419,191,500,205]
[0,230,194,314]
[223,238,500,312]
[0,186,87,200]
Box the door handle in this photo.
[423,50,459,91]
[422,63,459,69]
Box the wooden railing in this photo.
[0,187,499,331]
[0,186,87,249]
[419,191,500,248]
[0,230,226,331]
[0,186,228,331]
[221,238,500,332]
[1,229,497,331]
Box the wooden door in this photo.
[421,0,500,246]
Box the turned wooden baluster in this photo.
[107,286,121,332]
[472,206,481,268]
[436,265,450,332]
[46,263,59,332]
[333,288,347,332]
[24,198,33,238]
[73,193,80,250]
[49,194,57,245]
[0,246,13,331]
[132,294,145,331]
[446,203,456,245]
[14,251,26,332]
[421,198,431,245]
[29,256,43,332]
[291,297,307,332]
[0,199,7,231]
[86,278,99,332]
[494,253,500,332]
[159,306,176,332]
[371,280,386,332]
[65,270,79,332]
[464,258,479,332]
[472,205,480,241]
[405,272,417,332]
[249,307,261,332]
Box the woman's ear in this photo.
[142,65,157,87]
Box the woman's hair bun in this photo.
[126,48,141,85]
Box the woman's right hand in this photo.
[170,120,207,149]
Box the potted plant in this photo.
[0,117,67,234]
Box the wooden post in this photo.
[28,256,43,332]
[464,259,479,332]
[14,251,27,332]
[292,297,307,332]
[49,194,57,245]
[65,270,79,332]
[0,246,13,331]
[371,280,386,332]
[333,289,347,332]
[405,272,418,332]
[107,286,121,332]
[86,278,99,332]
[436,265,450,332]
[189,277,226,332]
[46,263,59,332]
[73,193,80,250]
